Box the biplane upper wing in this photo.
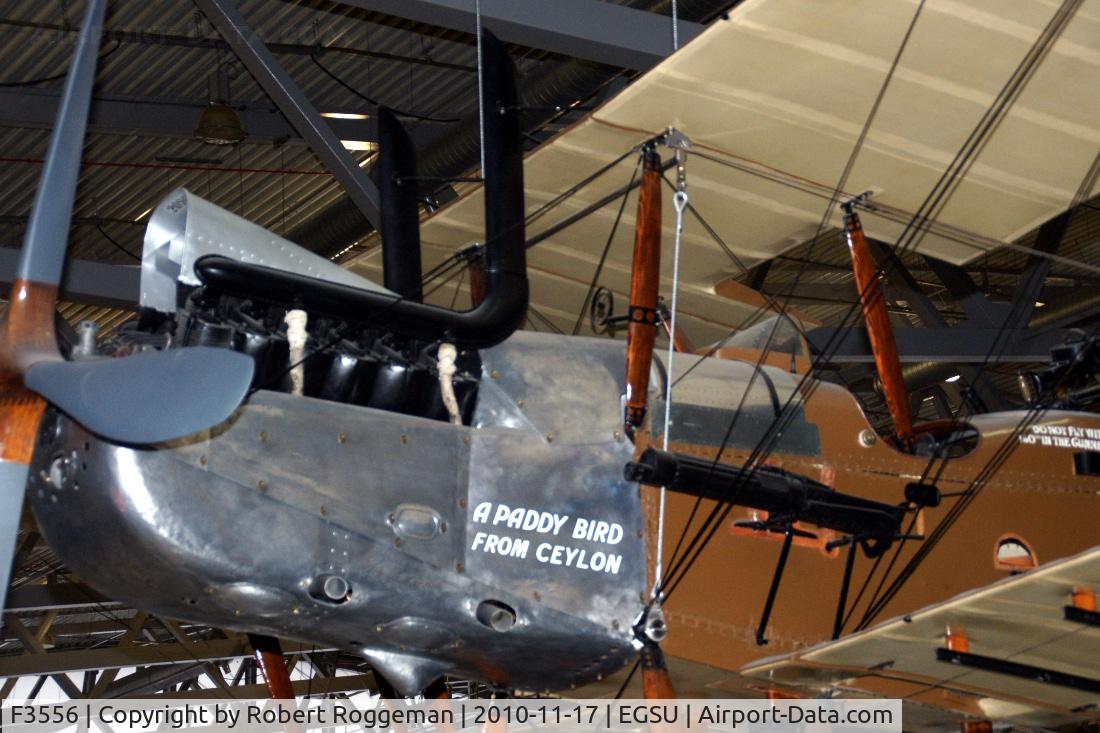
[741,545,1100,732]
[348,0,1100,341]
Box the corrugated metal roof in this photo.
[0,1,576,359]
[0,0,562,254]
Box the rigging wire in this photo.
[416,145,643,298]
[855,300,1100,630]
[95,224,141,262]
[653,0,928,592]
[657,0,1081,609]
[849,0,1087,626]
[653,176,689,600]
[680,146,1100,278]
[855,357,1084,630]
[310,55,459,123]
[475,0,487,176]
[0,40,120,87]
[571,156,642,335]
[847,5,1095,626]
[644,0,929,470]
[853,152,1100,629]
[528,304,566,334]
[448,266,468,309]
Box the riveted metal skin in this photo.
[141,188,391,314]
[28,331,643,695]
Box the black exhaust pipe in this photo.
[193,30,527,349]
[378,106,423,302]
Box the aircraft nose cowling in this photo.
[27,335,644,693]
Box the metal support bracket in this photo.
[936,648,1100,694]
[193,0,382,230]
[755,523,795,646]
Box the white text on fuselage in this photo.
[1019,423,1100,450]
[468,502,624,574]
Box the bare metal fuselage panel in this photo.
[29,332,646,694]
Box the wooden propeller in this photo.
[0,0,253,614]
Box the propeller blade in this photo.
[15,0,104,295]
[0,462,30,613]
[1,0,253,447]
[25,348,253,444]
[0,0,251,609]
[0,374,46,612]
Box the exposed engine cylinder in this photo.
[115,294,482,425]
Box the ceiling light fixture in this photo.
[195,102,246,145]
[322,112,370,120]
[341,140,378,152]
[196,62,246,145]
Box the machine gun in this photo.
[625,447,908,645]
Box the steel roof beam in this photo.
[0,88,376,144]
[0,248,139,310]
[867,240,1007,410]
[3,616,85,699]
[0,637,334,677]
[3,582,121,613]
[149,672,377,699]
[922,255,1008,328]
[336,0,704,70]
[195,0,382,229]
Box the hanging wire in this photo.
[653,181,689,600]
[280,144,287,232]
[660,0,1085,620]
[571,156,642,335]
[671,0,680,51]
[310,55,459,123]
[656,0,1071,604]
[475,0,487,177]
[0,40,120,87]
[95,224,140,262]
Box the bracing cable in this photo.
[657,0,1083,608]
[311,54,459,123]
[571,157,642,335]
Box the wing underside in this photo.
[741,545,1100,731]
[348,0,1100,342]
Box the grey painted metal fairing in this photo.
[140,189,391,314]
[24,347,254,444]
[29,331,643,694]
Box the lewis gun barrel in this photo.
[625,448,906,541]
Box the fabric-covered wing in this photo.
[349,0,1100,342]
[742,545,1100,731]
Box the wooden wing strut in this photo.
[844,206,913,449]
[624,150,664,436]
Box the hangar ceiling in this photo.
[2,0,1100,701]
